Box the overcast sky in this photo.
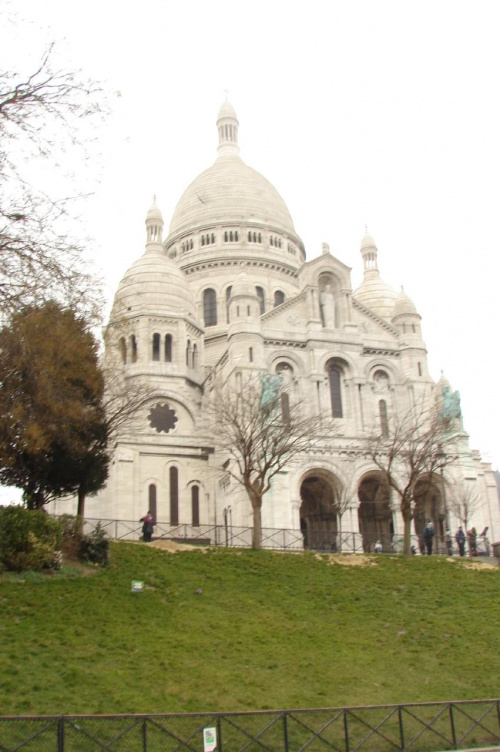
[1,0,499,504]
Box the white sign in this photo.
[131,581,144,593]
[203,727,217,752]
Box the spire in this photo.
[360,228,379,277]
[216,97,240,158]
[145,198,164,248]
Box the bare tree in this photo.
[206,372,336,550]
[0,44,107,321]
[365,401,459,557]
[334,462,357,553]
[447,480,483,556]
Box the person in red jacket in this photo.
[140,511,154,542]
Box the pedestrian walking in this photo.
[455,526,465,556]
[140,511,154,543]
[423,521,435,555]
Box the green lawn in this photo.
[0,543,499,715]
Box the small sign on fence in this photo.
[203,726,217,752]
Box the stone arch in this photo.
[413,474,445,546]
[267,350,306,377]
[364,359,399,383]
[357,471,393,552]
[299,468,342,550]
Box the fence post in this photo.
[283,712,289,752]
[449,703,457,749]
[58,717,65,752]
[217,715,223,752]
[343,709,349,752]
[398,706,405,751]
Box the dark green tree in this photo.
[0,301,110,509]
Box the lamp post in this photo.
[436,446,451,555]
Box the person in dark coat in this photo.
[422,521,435,555]
[455,526,466,557]
[140,511,154,543]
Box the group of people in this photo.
[422,521,478,556]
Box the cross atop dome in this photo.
[217,97,240,158]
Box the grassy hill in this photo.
[0,543,499,715]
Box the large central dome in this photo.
[167,100,301,245]
[168,156,297,238]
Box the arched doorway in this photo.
[299,470,340,550]
[358,473,393,552]
[413,475,444,549]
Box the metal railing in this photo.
[1,700,499,751]
[78,518,493,558]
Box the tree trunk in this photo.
[403,512,413,558]
[76,486,86,534]
[252,501,262,550]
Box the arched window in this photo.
[170,467,179,526]
[152,333,160,361]
[148,484,157,524]
[130,335,137,363]
[256,286,265,314]
[379,400,389,437]
[165,334,172,362]
[203,288,217,326]
[281,392,290,425]
[327,364,343,418]
[186,339,191,366]
[249,347,253,362]
[192,343,198,368]
[191,485,200,527]
[119,337,127,365]
[274,290,285,307]
[226,286,232,323]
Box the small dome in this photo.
[231,272,258,299]
[393,288,418,318]
[361,232,377,251]
[111,249,196,320]
[217,99,238,121]
[354,276,398,320]
[146,201,163,222]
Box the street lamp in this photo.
[435,446,451,554]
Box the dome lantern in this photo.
[216,98,240,158]
[145,197,164,247]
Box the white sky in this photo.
[1,0,499,504]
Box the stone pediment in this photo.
[261,291,308,330]
[351,297,399,337]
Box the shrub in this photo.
[78,523,110,566]
[0,506,62,572]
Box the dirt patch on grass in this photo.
[313,553,378,567]
[457,559,498,571]
[147,540,208,553]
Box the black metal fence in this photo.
[1,700,500,751]
[79,518,493,558]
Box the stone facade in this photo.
[54,100,500,550]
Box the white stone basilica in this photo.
[58,100,500,551]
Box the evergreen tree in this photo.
[0,301,109,509]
